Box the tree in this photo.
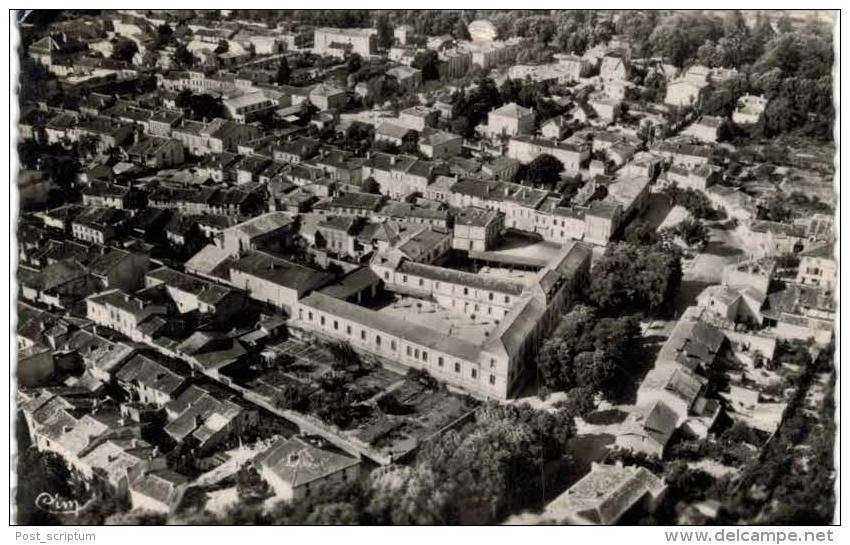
[664,184,721,219]
[776,13,794,34]
[412,49,440,81]
[697,40,723,68]
[616,11,658,58]
[214,39,229,54]
[650,13,723,68]
[672,218,710,249]
[559,386,597,417]
[153,23,174,48]
[453,18,471,41]
[537,307,642,396]
[365,402,573,524]
[538,305,598,389]
[624,220,660,246]
[757,193,795,222]
[111,38,139,63]
[175,90,226,121]
[346,53,362,74]
[174,43,196,68]
[105,511,167,525]
[588,241,682,313]
[375,13,393,50]
[276,56,291,85]
[524,153,564,188]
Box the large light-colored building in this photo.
[733,94,768,125]
[460,38,527,70]
[255,436,361,502]
[86,290,169,342]
[665,78,709,107]
[295,241,591,400]
[362,152,444,199]
[507,136,590,173]
[313,27,377,58]
[796,243,835,291]
[223,91,276,122]
[227,251,335,314]
[453,207,504,252]
[487,102,535,137]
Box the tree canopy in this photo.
[588,241,682,313]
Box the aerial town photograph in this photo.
[9,7,838,528]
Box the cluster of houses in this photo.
[16,10,834,524]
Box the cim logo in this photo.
[34,492,90,515]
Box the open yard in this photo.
[485,233,565,264]
[373,294,499,346]
[477,264,538,285]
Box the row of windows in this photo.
[383,272,512,304]
[304,309,498,387]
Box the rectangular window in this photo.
[361,330,366,340]
[320,316,325,325]
[407,346,412,356]
[391,340,397,351]
[414,348,420,358]
[490,374,496,385]
[346,325,352,335]
[375,335,381,346]
[419,278,424,287]
[333,320,338,330]
[422,351,428,362]
[403,275,408,283]
[438,357,444,367]
[471,369,477,379]
[308,311,313,321]
[455,362,461,373]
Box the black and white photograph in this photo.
[7,5,840,531]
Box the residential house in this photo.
[796,243,835,291]
[452,206,504,252]
[255,436,361,502]
[487,102,535,137]
[227,251,335,314]
[525,463,666,525]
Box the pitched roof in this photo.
[114,353,186,397]
[229,251,334,292]
[255,436,360,488]
[544,463,665,524]
[490,102,534,119]
[299,291,482,362]
[130,469,188,508]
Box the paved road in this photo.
[676,226,747,313]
